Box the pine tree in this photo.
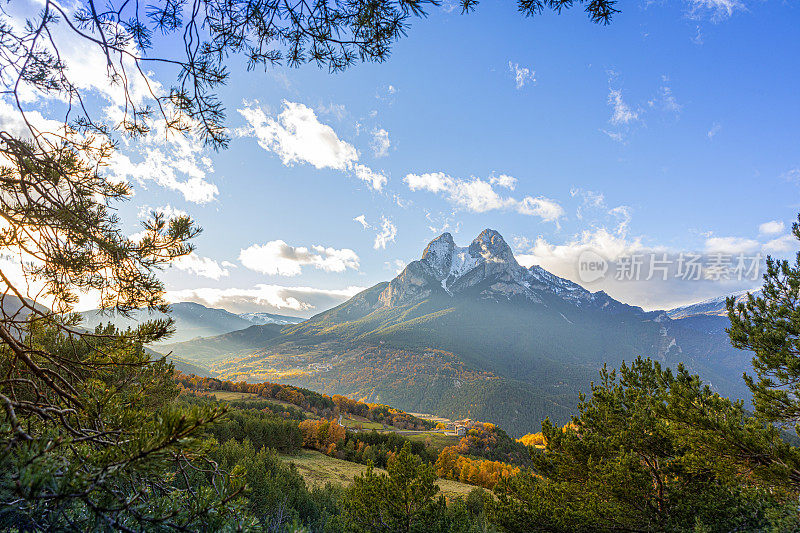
[344,441,441,532]
[728,215,800,426]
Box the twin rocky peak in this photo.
[377,229,614,310]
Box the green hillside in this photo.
[158,323,287,363]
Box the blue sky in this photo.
[7,0,800,315]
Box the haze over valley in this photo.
[86,228,758,436]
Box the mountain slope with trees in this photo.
[209,229,753,436]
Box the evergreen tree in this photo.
[0,322,248,530]
[488,358,799,533]
[728,215,800,426]
[343,441,443,532]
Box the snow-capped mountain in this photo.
[378,229,632,312]
[666,289,759,319]
[238,312,304,326]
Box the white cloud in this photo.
[783,168,800,184]
[686,0,746,21]
[316,102,347,120]
[0,99,65,141]
[352,164,388,190]
[354,214,371,229]
[166,284,365,315]
[371,128,391,158]
[137,204,189,221]
[692,25,704,45]
[571,188,606,219]
[512,236,533,251]
[0,4,218,205]
[704,236,760,254]
[657,83,681,114]
[239,240,359,276]
[759,220,785,236]
[605,74,681,141]
[172,253,231,280]
[513,227,767,311]
[707,122,722,139]
[517,197,565,222]
[2,1,160,108]
[763,234,797,253]
[238,100,387,190]
[508,62,536,89]
[238,101,358,170]
[424,212,460,235]
[608,88,639,126]
[403,172,564,222]
[489,174,517,190]
[111,147,219,204]
[376,84,398,103]
[602,129,626,143]
[104,102,219,204]
[374,217,397,250]
[609,205,633,236]
[384,259,406,274]
[518,228,647,270]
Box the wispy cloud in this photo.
[782,168,800,184]
[373,217,397,249]
[704,236,760,254]
[404,172,564,223]
[686,0,747,21]
[384,259,406,274]
[508,62,536,89]
[167,284,365,314]
[371,128,391,158]
[608,88,639,126]
[353,215,397,249]
[353,214,371,229]
[136,204,188,221]
[656,81,682,114]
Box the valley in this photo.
[90,229,756,436]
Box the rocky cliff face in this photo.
[378,228,620,310]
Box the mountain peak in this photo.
[469,228,515,265]
[379,228,617,309]
[421,232,456,277]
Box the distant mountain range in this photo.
[0,297,218,378]
[74,230,762,436]
[157,324,287,363]
[666,290,757,319]
[78,302,303,345]
[239,312,304,326]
